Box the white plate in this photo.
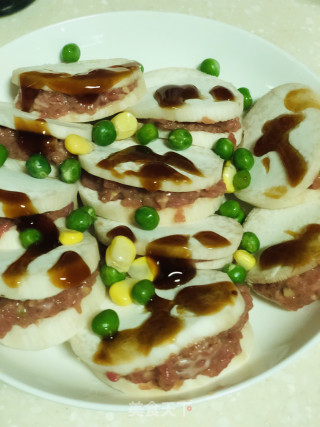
[0,11,319,412]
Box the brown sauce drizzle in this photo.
[146,231,230,260]
[284,88,320,112]
[154,84,200,108]
[210,86,234,101]
[193,231,231,248]
[2,213,90,289]
[259,223,320,269]
[97,145,203,191]
[263,185,288,199]
[14,117,50,135]
[47,251,91,289]
[152,257,196,290]
[262,157,271,173]
[146,235,191,259]
[2,214,59,287]
[11,117,58,159]
[93,281,237,365]
[0,189,38,218]
[107,226,136,242]
[253,114,307,187]
[19,62,140,112]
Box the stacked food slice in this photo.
[235,83,320,208]
[237,83,320,309]
[78,138,226,225]
[127,67,243,148]
[11,59,146,122]
[0,110,105,350]
[70,269,253,394]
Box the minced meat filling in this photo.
[253,266,320,311]
[81,171,226,210]
[16,80,138,119]
[0,125,72,165]
[139,117,241,133]
[0,271,98,338]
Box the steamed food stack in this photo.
[65,66,256,394]
[127,67,244,148]
[243,191,320,310]
[0,108,106,350]
[237,83,320,309]
[11,59,146,122]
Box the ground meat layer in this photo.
[0,271,98,338]
[253,266,320,310]
[81,171,226,210]
[139,117,241,134]
[0,218,14,237]
[0,125,72,165]
[16,80,138,119]
[111,285,252,391]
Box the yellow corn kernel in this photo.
[233,249,256,271]
[109,278,136,306]
[65,134,93,155]
[128,256,159,281]
[111,112,138,140]
[222,160,237,193]
[105,235,136,273]
[59,229,84,245]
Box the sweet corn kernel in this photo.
[223,160,237,193]
[105,235,136,273]
[65,134,93,155]
[59,229,84,245]
[109,278,136,306]
[128,256,159,281]
[111,112,138,140]
[233,249,256,271]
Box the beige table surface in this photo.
[0,0,320,426]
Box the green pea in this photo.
[199,58,220,77]
[238,87,253,110]
[168,129,192,151]
[222,263,246,283]
[92,120,117,146]
[91,309,119,337]
[100,264,126,287]
[136,123,158,145]
[140,64,144,72]
[134,206,160,230]
[233,148,254,171]
[131,279,155,305]
[66,208,93,232]
[19,228,42,249]
[26,153,51,179]
[233,169,251,190]
[79,205,97,222]
[0,144,8,167]
[235,207,246,224]
[213,138,234,160]
[240,231,260,253]
[59,158,81,183]
[60,43,81,63]
[218,200,241,219]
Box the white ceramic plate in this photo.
[0,11,319,412]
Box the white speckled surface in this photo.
[0,0,320,426]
